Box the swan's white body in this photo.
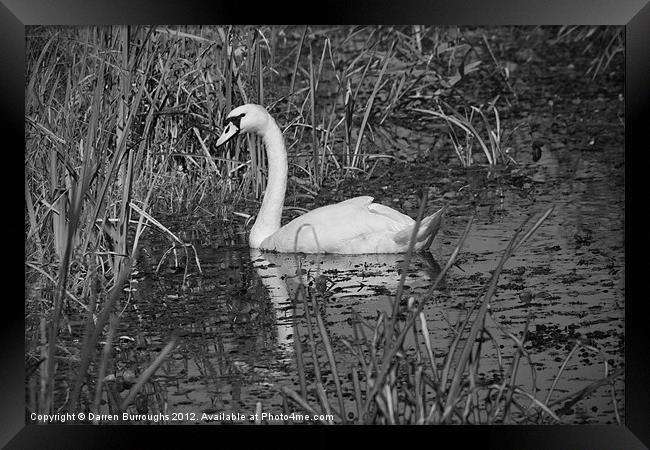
[217,104,445,254]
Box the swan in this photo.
[216,104,445,253]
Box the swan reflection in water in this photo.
[249,248,443,358]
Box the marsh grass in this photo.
[24,26,207,419]
[552,26,624,79]
[414,100,516,168]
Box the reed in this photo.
[553,26,624,79]
[24,26,198,418]
[413,101,512,167]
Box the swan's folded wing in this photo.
[261,197,411,253]
[367,203,414,227]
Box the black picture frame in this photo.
[6,0,647,447]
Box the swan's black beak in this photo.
[217,115,244,147]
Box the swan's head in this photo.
[216,104,271,147]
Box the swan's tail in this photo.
[394,206,446,251]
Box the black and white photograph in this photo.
[4,0,647,442]
[21,23,628,427]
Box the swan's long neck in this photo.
[249,117,287,248]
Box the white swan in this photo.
[216,104,445,253]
